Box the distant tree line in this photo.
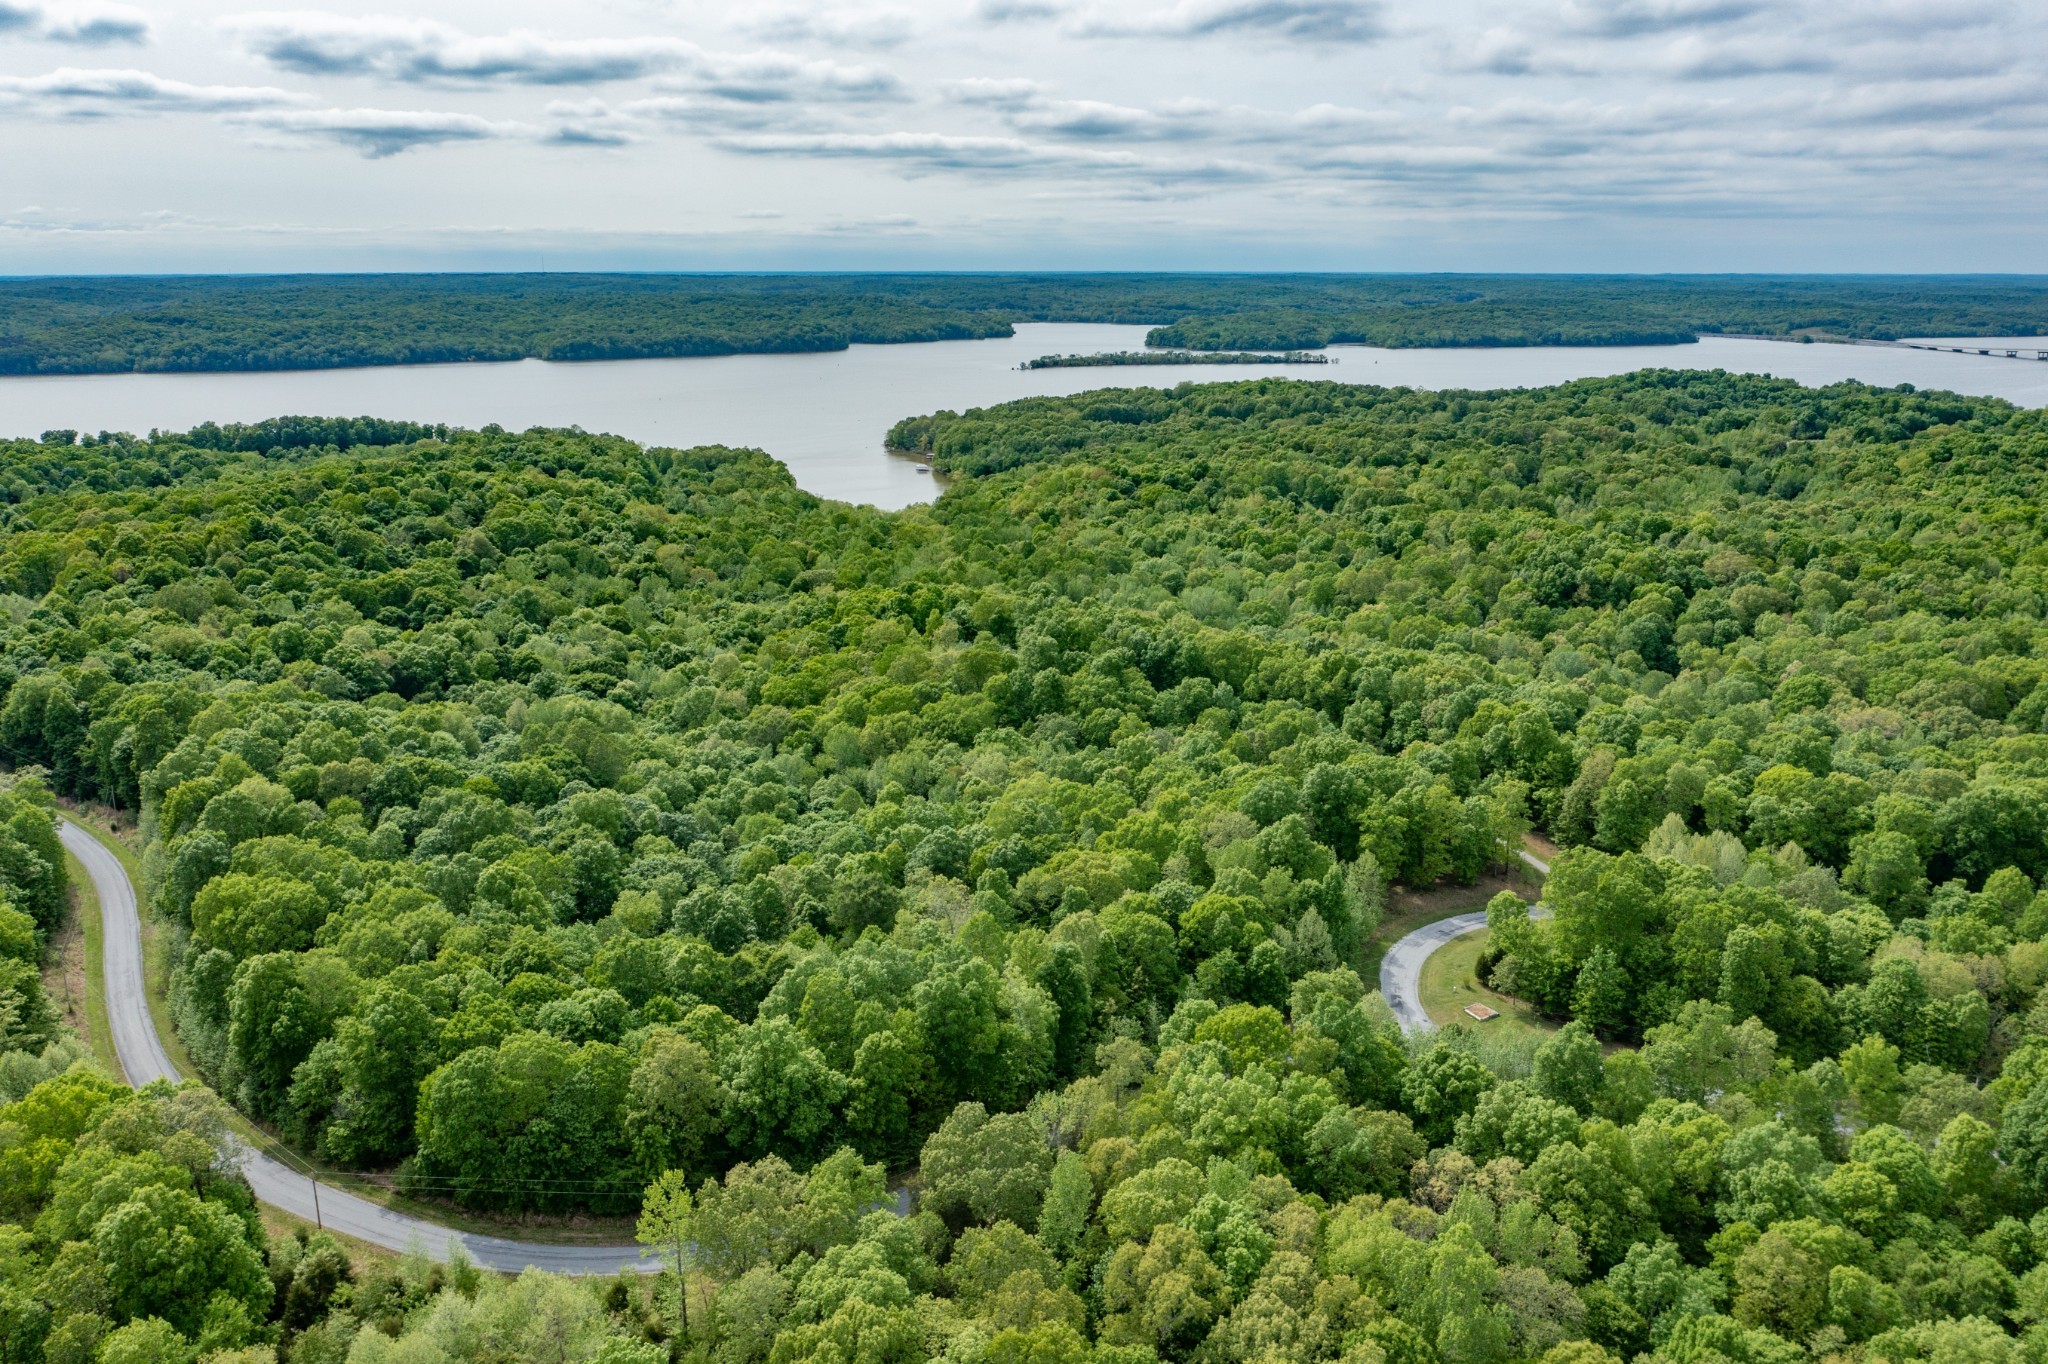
[3,274,2045,375]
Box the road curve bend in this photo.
[1378,848,1552,1035]
[62,817,656,1275]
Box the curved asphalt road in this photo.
[63,817,656,1275]
[72,811,1552,1262]
[1379,849,1552,1034]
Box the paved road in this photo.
[1378,848,1552,1034]
[63,817,657,1275]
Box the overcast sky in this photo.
[2,0,2043,272]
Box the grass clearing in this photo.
[1416,927,1556,1043]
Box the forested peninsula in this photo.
[1021,351,1332,369]
[5,273,2047,375]
[6,371,2048,1364]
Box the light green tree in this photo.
[638,1168,699,1339]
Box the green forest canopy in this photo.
[3,369,2048,1364]
[3,274,2047,374]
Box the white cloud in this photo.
[0,66,297,114]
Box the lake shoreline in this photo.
[15,324,2047,384]
[6,324,2046,512]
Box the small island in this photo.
[1020,349,1332,369]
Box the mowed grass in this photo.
[1416,927,1556,1043]
[57,848,120,1076]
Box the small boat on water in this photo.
[915,464,931,473]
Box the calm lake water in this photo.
[3,322,2045,510]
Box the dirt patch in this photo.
[58,797,140,844]
[1382,868,1530,921]
[1359,867,1541,981]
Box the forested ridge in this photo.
[1134,277,2048,352]
[4,369,2048,1364]
[4,274,2046,375]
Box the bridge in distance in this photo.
[1895,341,2048,360]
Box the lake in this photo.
[3,322,2045,510]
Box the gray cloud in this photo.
[540,97,639,146]
[712,127,1268,193]
[0,2,148,45]
[229,14,699,84]
[543,93,835,144]
[6,0,2046,268]
[1561,0,1766,39]
[0,66,296,114]
[1012,98,1216,140]
[744,6,919,50]
[714,129,1114,171]
[1799,72,2048,129]
[1456,0,2028,88]
[817,212,921,234]
[1837,0,2010,40]
[979,0,1381,42]
[226,11,906,104]
[45,7,146,44]
[975,0,1065,21]
[1654,35,1834,79]
[239,105,528,157]
[941,76,1044,107]
[1075,0,1383,41]
[674,50,903,103]
[1195,0,1381,40]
